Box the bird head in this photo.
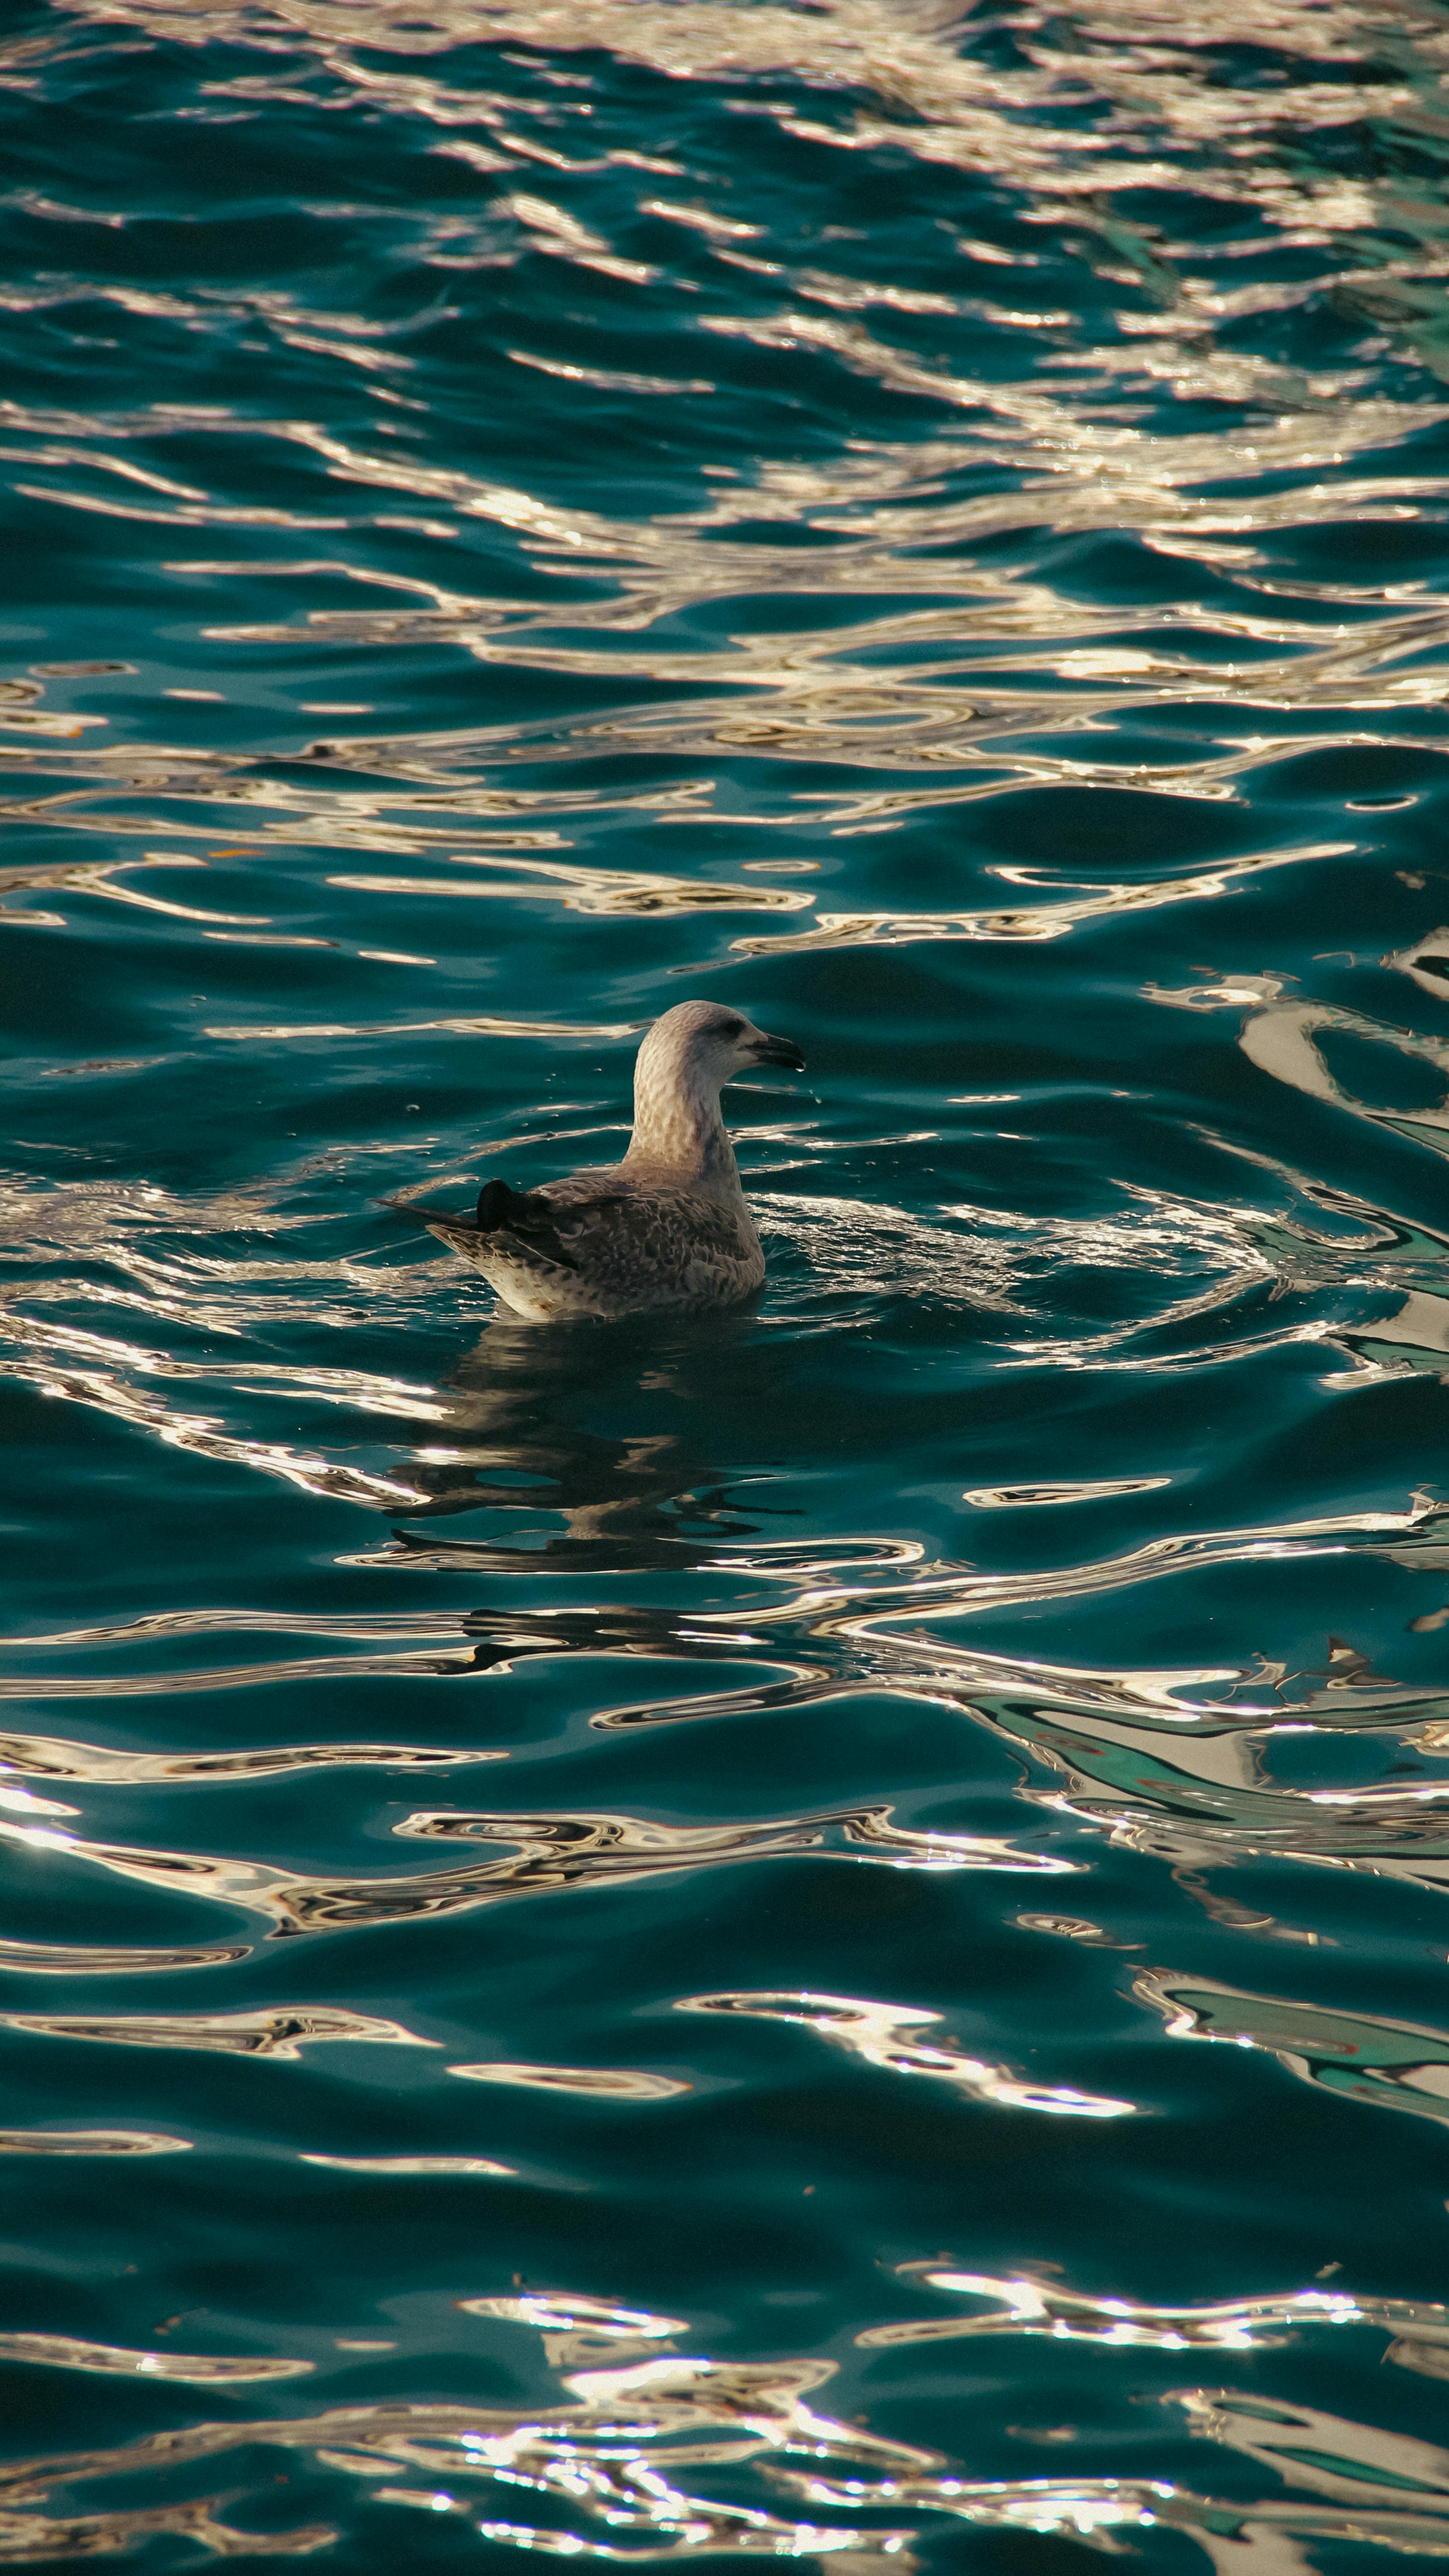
[639,999,806,1095]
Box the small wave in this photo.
[0,2331,312,2385]
[301,2153,515,2176]
[449,2062,690,2099]
[680,1991,1132,2117]
[0,2128,190,2155]
[1,2006,438,2057]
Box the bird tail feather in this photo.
[379,1185,580,1273]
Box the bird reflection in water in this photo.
[385,1306,774,1576]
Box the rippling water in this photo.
[12,0,1449,2561]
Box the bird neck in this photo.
[626,1059,742,1199]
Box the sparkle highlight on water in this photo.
[8,0,1449,2562]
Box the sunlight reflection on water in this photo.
[10,0,1449,2557]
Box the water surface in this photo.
[7,0,1449,2561]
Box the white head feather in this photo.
[626,1000,805,1192]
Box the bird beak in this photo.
[750,1029,806,1072]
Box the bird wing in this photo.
[379,1193,476,1234]
[380,1183,632,1275]
[487,1188,631,1274]
[539,1187,753,1276]
[383,1183,750,1282]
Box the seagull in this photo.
[390,999,806,1321]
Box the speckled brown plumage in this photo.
[400,1000,806,1322]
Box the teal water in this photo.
[11,0,1449,2560]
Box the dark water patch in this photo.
[10,0,1449,2560]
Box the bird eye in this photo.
[717,1015,744,1040]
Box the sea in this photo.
[6,0,1449,2563]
